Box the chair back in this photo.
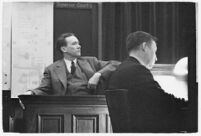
[105,89,130,132]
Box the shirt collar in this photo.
[64,58,77,64]
[63,58,77,72]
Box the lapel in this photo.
[54,60,68,89]
[77,58,95,79]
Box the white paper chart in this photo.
[11,2,53,98]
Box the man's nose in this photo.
[77,44,81,49]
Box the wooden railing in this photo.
[18,95,112,133]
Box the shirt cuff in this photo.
[95,72,101,77]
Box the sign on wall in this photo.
[11,2,53,98]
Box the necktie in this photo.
[71,61,76,74]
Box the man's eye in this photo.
[72,42,79,45]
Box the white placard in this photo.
[154,75,188,101]
[11,2,53,98]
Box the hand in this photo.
[87,72,101,89]
[22,90,34,95]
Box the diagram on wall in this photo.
[11,2,53,98]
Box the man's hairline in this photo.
[63,35,77,48]
[128,39,156,53]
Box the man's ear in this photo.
[141,42,146,51]
[60,46,66,53]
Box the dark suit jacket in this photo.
[109,56,187,132]
[32,56,120,95]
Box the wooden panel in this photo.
[19,96,113,133]
[72,114,98,133]
[106,114,113,133]
[38,114,64,133]
[54,2,98,61]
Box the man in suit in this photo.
[108,31,187,132]
[24,33,120,95]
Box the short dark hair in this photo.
[56,33,75,52]
[126,31,157,53]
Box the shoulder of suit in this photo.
[78,56,97,60]
[45,59,64,69]
[121,60,151,74]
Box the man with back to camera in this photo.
[108,31,187,132]
[24,32,120,95]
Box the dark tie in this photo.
[71,61,76,74]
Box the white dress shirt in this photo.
[64,58,77,73]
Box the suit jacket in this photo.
[32,56,120,95]
[109,56,187,132]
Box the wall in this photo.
[2,2,12,91]
[2,2,54,97]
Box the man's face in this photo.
[62,35,81,57]
[144,40,157,69]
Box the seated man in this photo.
[24,33,120,95]
[109,31,187,132]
